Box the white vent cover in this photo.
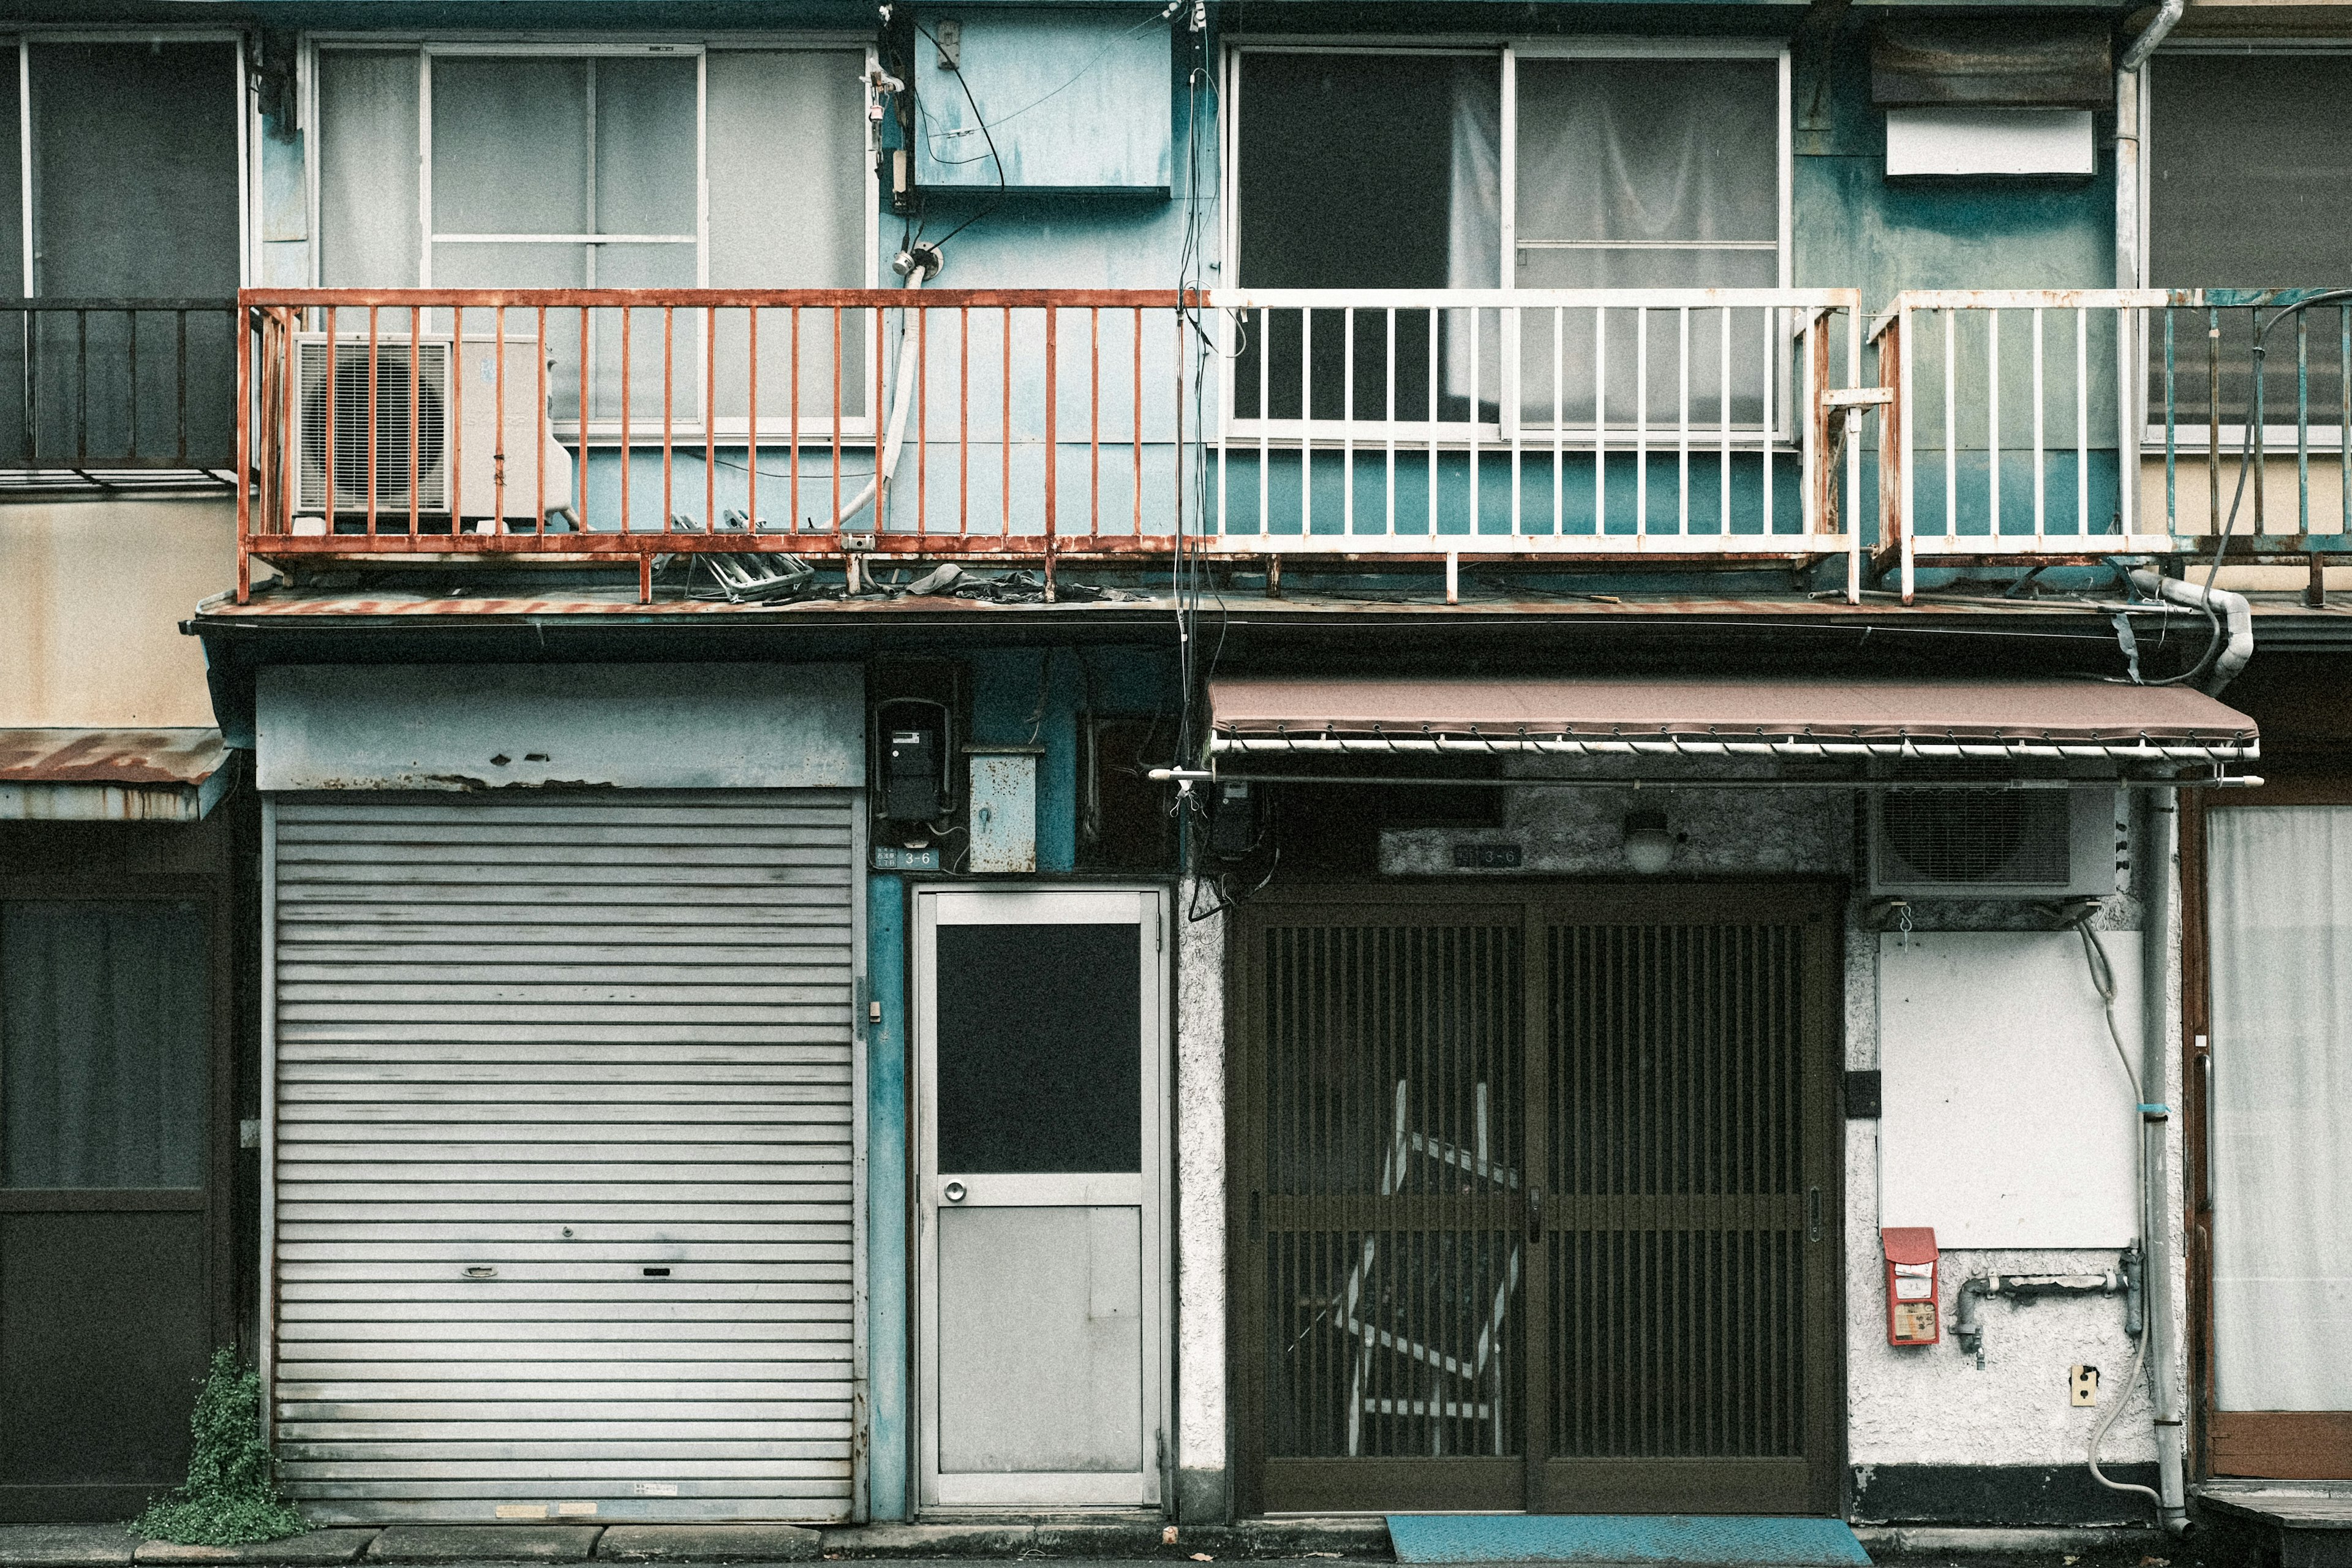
[1868,784,2116,897]
[295,337,453,515]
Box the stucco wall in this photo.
[1174,877,1229,1523]
[0,497,233,728]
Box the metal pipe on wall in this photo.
[2141,790,2189,1532]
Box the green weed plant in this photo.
[132,1349,309,1545]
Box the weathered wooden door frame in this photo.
[0,861,239,1521]
[2182,783,2352,1480]
[1227,880,1845,1518]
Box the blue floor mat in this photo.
[1385,1514,1872,1566]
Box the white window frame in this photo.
[1217,36,1794,442]
[10,29,254,295]
[302,32,881,443]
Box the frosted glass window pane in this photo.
[709,50,868,423]
[2207,807,2352,1413]
[319,51,421,287]
[3,902,209,1191]
[432,58,589,234]
[1513,58,1779,255]
[595,58,698,236]
[587,245,699,421]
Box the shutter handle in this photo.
[1248,1189,1264,1241]
[1807,1186,1823,1241]
[1527,1185,1543,1244]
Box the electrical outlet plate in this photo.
[2071,1364,2099,1406]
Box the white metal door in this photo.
[265,792,862,1523]
[913,886,1168,1509]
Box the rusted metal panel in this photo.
[0,728,228,821]
[254,665,862,793]
[1870,22,2113,109]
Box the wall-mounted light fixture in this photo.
[1623,809,1679,875]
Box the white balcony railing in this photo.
[1205,288,1868,594]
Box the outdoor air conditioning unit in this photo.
[1866,784,2117,898]
[291,334,573,525]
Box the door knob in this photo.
[943,1181,967,1203]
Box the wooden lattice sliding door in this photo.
[1233,885,1843,1517]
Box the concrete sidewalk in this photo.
[0,1520,1392,1568]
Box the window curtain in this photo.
[24,43,239,461]
[1512,58,1777,429]
[2207,807,2352,1412]
[708,50,869,426]
[319,51,422,288]
[2,902,209,1190]
[1444,60,1502,407]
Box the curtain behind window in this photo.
[709,50,869,426]
[320,51,421,288]
[1515,58,1779,428]
[23,43,239,462]
[2206,807,2352,1414]
[2,902,209,1190]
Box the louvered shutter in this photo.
[267,792,860,1523]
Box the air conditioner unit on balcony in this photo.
[1866,783,2118,899]
[291,334,573,525]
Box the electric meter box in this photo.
[1882,1226,1941,1346]
[912,11,1173,193]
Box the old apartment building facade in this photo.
[2,0,2350,1545]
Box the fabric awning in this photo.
[1208,676,2259,765]
[0,729,232,821]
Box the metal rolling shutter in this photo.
[268,793,859,1524]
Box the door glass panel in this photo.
[2,902,208,1189]
[2207,807,2352,1413]
[935,922,1140,1173]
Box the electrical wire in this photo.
[911,21,1007,249]
[2196,290,2352,599]
[2066,906,2165,1517]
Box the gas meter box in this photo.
[1882,1226,1940,1346]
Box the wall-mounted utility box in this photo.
[1885,108,2095,178]
[914,11,1172,193]
[966,744,1043,873]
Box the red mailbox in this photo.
[1882,1226,1940,1346]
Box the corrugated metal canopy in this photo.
[1208,676,2260,764]
[0,729,232,821]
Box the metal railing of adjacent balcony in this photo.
[235,287,1195,602]
[1868,287,2352,603]
[232,285,1878,603]
[3,298,239,489]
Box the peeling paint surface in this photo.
[1173,878,1227,1490]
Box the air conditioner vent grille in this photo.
[1879,789,2074,886]
[296,340,450,514]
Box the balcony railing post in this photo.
[1044,302,1059,599]
[235,301,252,603]
[1899,302,1916,603]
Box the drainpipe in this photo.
[2114,0,2185,295]
[2127,568,2254,694]
[2141,791,2190,1534]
